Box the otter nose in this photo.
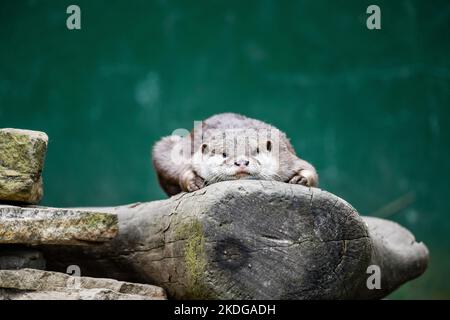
[234,159,250,167]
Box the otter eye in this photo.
[256,147,260,154]
[222,152,227,158]
[266,140,272,152]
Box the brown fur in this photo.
[152,113,318,196]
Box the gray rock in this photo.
[0,205,118,245]
[39,181,429,299]
[0,248,46,270]
[0,129,48,204]
[0,268,167,300]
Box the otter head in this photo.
[191,129,283,184]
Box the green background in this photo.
[1,0,449,299]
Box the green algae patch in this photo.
[82,212,118,230]
[78,212,119,240]
[176,220,214,299]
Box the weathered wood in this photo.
[40,180,428,299]
[356,217,429,299]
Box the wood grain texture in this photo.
[40,181,428,299]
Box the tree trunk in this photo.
[40,180,428,299]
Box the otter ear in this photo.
[266,140,272,152]
[201,143,209,154]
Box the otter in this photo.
[152,113,318,196]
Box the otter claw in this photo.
[289,168,319,187]
[289,174,309,186]
[187,176,205,192]
[181,170,205,192]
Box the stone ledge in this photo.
[0,205,118,245]
[0,269,166,300]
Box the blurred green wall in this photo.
[1,0,449,299]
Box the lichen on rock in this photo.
[0,128,48,204]
[0,205,118,245]
[0,268,167,300]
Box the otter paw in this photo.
[289,174,308,186]
[289,170,316,187]
[180,170,205,192]
[187,175,205,192]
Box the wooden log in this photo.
[40,181,428,299]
